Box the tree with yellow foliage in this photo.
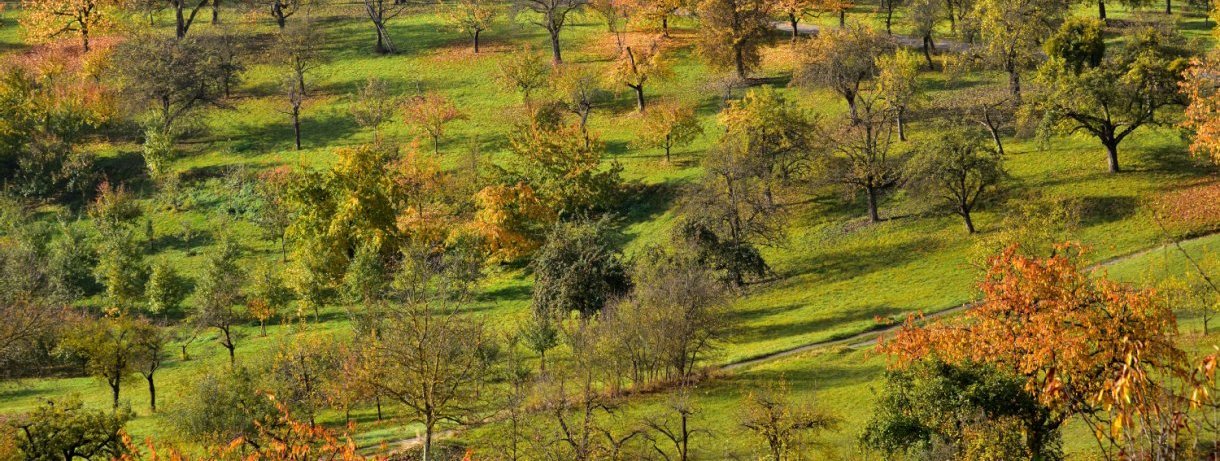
[20,0,113,52]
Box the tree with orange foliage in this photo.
[879,243,1191,457]
[403,92,467,155]
[20,0,113,52]
[773,0,817,41]
[1182,51,1220,165]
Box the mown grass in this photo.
[1,0,1219,456]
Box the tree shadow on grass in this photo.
[1137,144,1214,178]
[781,235,941,284]
[729,304,907,345]
[1078,195,1138,227]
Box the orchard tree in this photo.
[13,398,131,460]
[444,0,498,53]
[349,77,398,143]
[554,64,608,138]
[355,246,496,461]
[718,86,818,197]
[695,0,772,79]
[774,0,817,41]
[261,0,308,29]
[814,0,852,27]
[363,0,407,53]
[740,380,839,461]
[624,0,681,36]
[496,46,551,105]
[247,263,291,336]
[20,0,113,52]
[131,320,166,412]
[821,97,905,222]
[269,337,338,426]
[194,238,246,365]
[607,37,671,112]
[531,219,630,317]
[905,127,1005,233]
[59,316,140,409]
[880,244,1189,455]
[145,261,190,314]
[878,0,903,33]
[1032,22,1186,173]
[1183,50,1220,164]
[402,92,468,155]
[973,0,1065,100]
[169,0,211,38]
[274,21,325,97]
[510,0,588,63]
[875,49,923,141]
[633,101,703,163]
[937,84,1015,156]
[794,25,894,121]
[279,73,305,150]
[905,0,942,69]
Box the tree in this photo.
[93,228,147,311]
[520,312,559,372]
[259,0,308,29]
[878,0,904,34]
[112,34,227,176]
[499,118,623,217]
[880,244,1189,456]
[130,320,166,412]
[279,73,305,150]
[633,101,703,163]
[644,392,707,461]
[740,380,839,461]
[362,0,407,53]
[348,77,398,143]
[496,46,550,105]
[905,0,942,69]
[402,92,467,155]
[444,0,498,53]
[774,0,817,41]
[355,246,495,461]
[973,0,1064,100]
[1032,22,1186,173]
[553,64,608,139]
[694,0,772,79]
[168,0,211,38]
[511,0,588,63]
[193,238,246,365]
[175,367,279,448]
[247,264,291,336]
[793,25,893,121]
[814,0,852,27]
[875,49,923,141]
[718,86,818,201]
[59,316,139,410]
[821,97,905,222]
[268,336,338,426]
[607,37,671,112]
[13,397,131,461]
[274,22,325,97]
[937,84,1015,156]
[531,220,630,317]
[20,0,113,52]
[589,0,629,51]
[624,0,682,36]
[145,261,190,314]
[905,127,1005,233]
[254,166,296,261]
[1183,50,1220,164]
[862,358,1061,460]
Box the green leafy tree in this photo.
[93,230,147,312]
[175,367,279,448]
[247,263,291,336]
[144,261,190,315]
[130,320,165,412]
[876,49,924,141]
[905,127,1005,233]
[193,237,246,365]
[444,0,498,53]
[58,316,140,409]
[13,397,131,461]
[531,219,630,317]
[862,358,1061,460]
[1032,22,1187,173]
[973,0,1065,100]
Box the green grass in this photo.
[2,1,1220,457]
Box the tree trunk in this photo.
[376,395,383,420]
[1165,0,1172,14]
[423,421,434,461]
[1105,140,1120,173]
[293,108,302,150]
[885,4,894,34]
[789,14,799,42]
[1007,67,1021,102]
[632,85,645,112]
[896,109,906,141]
[473,29,481,53]
[665,134,672,163]
[81,22,90,52]
[989,126,1005,156]
[111,381,121,410]
[549,28,563,64]
[734,45,746,79]
[146,375,157,412]
[839,10,846,28]
[961,207,976,233]
[866,186,881,222]
[274,1,286,28]
[847,94,859,122]
[922,36,934,70]
[260,320,267,336]
[212,0,220,24]
[662,16,669,37]
[1098,0,1107,21]
[176,4,187,38]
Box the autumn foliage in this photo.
[880,244,1190,443]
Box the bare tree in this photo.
[511,0,589,63]
[821,96,905,223]
[169,0,211,38]
[279,73,304,150]
[349,77,398,143]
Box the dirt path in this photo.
[724,232,1220,372]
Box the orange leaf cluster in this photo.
[1182,54,1220,164]
[880,244,1188,435]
